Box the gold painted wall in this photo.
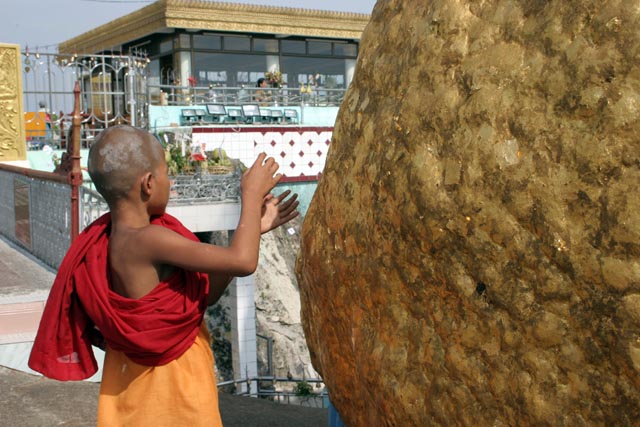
[0,44,26,161]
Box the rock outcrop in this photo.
[297,1,640,425]
[255,215,320,382]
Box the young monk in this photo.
[28,125,299,426]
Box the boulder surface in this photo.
[297,0,640,425]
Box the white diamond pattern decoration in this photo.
[193,126,332,181]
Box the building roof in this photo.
[58,0,370,54]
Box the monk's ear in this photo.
[141,172,153,196]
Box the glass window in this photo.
[224,36,250,51]
[193,52,268,87]
[308,41,332,55]
[159,38,173,54]
[159,55,175,85]
[281,56,346,89]
[148,59,160,80]
[281,40,306,54]
[333,43,357,57]
[178,34,191,49]
[194,34,221,50]
[147,59,161,101]
[253,38,278,53]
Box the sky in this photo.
[0,0,377,51]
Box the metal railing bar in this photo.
[0,163,68,184]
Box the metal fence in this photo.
[21,51,149,148]
[0,167,71,269]
[148,84,346,108]
[218,376,328,408]
[0,166,117,269]
[0,165,242,270]
[80,186,110,230]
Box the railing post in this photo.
[266,336,273,377]
[128,57,137,127]
[69,81,83,242]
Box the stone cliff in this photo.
[297,0,640,425]
[255,215,320,383]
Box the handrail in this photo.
[217,376,327,408]
[1,80,84,247]
[148,84,347,107]
[217,376,324,388]
[0,163,68,184]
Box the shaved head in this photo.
[88,125,164,204]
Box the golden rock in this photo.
[297,1,640,425]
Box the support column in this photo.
[229,274,258,395]
[178,51,192,104]
[178,51,192,89]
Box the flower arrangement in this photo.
[265,70,283,87]
[161,136,238,176]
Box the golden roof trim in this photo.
[167,0,369,19]
[59,0,369,54]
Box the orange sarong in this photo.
[97,322,222,426]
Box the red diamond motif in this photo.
[307,140,314,146]
[270,140,277,147]
[317,150,322,157]
[325,139,331,145]
[289,140,296,146]
[290,162,296,168]
[308,161,314,168]
[254,141,258,147]
[280,151,286,158]
[299,151,305,157]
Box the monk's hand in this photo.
[261,190,300,234]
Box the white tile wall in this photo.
[193,126,332,179]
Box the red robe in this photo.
[28,213,209,381]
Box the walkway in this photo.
[0,236,328,426]
[0,365,328,426]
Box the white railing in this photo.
[149,84,347,108]
[217,376,328,408]
[80,186,110,230]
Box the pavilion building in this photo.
[58,0,370,95]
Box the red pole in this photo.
[59,110,65,149]
[69,81,83,243]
